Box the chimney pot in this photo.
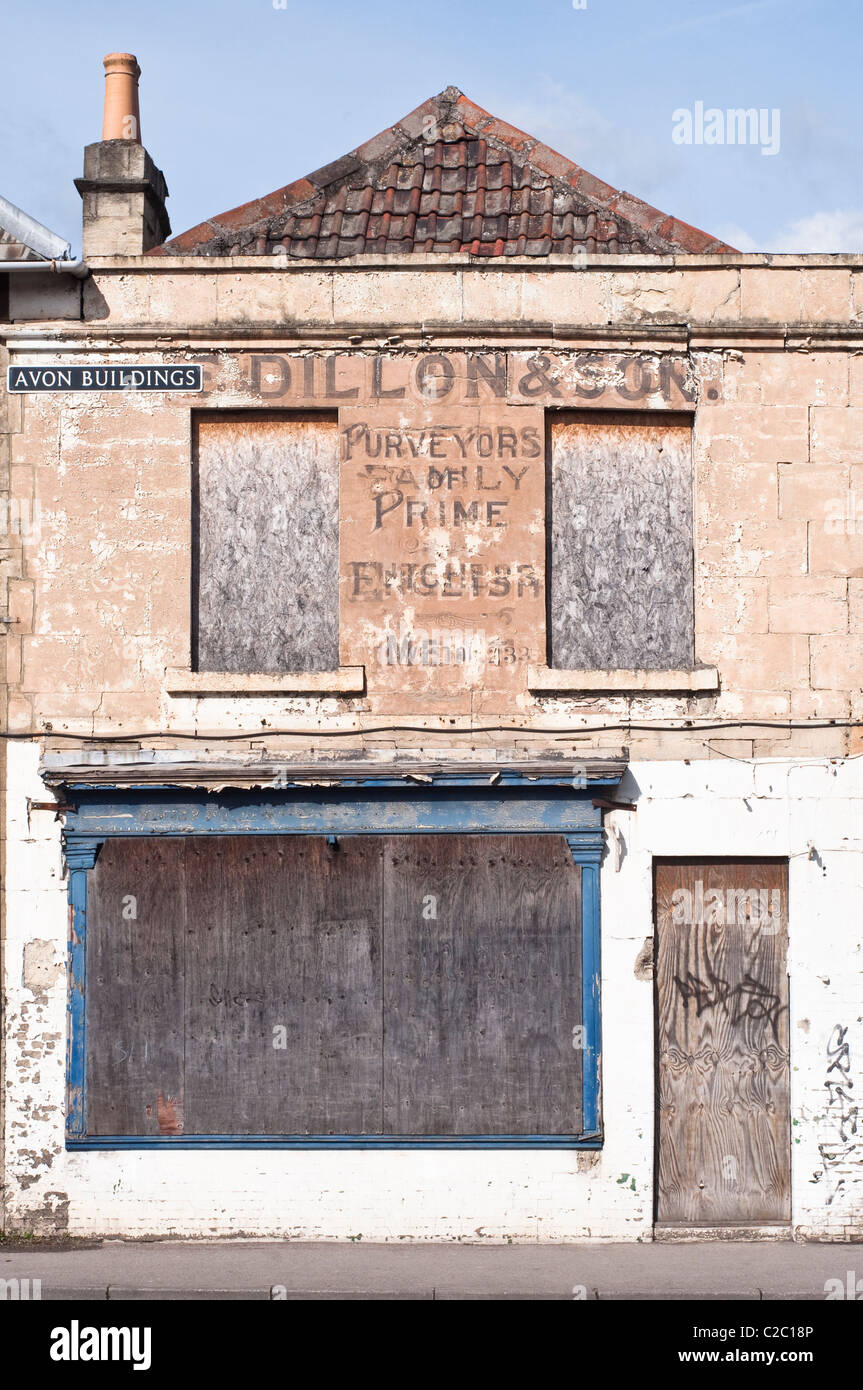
[101,52,142,142]
[77,50,170,256]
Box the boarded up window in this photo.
[194,413,338,672]
[85,834,583,1138]
[548,412,694,670]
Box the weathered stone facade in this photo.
[1,83,862,1241]
[5,256,863,756]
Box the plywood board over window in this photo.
[382,835,582,1135]
[83,833,583,1139]
[193,412,339,673]
[548,411,694,670]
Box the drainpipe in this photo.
[1,259,89,278]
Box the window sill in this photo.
[527,665,720,694]
[67,1133,603,1151]
[165,667,365,696]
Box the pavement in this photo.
[2,1238,861,1300]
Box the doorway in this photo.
[654,858,790,1228]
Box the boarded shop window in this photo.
[193,413,339,673]
[84,834,583,1138]
[548,412,694,670]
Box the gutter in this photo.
[1,257,89,279]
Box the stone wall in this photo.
[2,256,862,759]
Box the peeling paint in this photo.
[633,938,654,982]
[22,939,64,999]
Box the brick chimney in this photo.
[75,53,170,257]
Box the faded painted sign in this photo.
[221,350,701,409]
[191,349,707,693]
[338,404,545,696]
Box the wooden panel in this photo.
[382,834,582,1134]
[85,832,586,1139]
[549,411,693,670]
[183,836,382,1134]
[194,413,339,673]
[655,859,790,1225]
[86,838,185,1136]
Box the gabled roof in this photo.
[151,87,736,259]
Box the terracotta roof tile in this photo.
[150,87,736,258]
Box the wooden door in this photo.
[655,859,790,1226]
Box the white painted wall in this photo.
[3,741,861,1241]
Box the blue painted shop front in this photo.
[61,766,618,1151]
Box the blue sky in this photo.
[1,0,860,255]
